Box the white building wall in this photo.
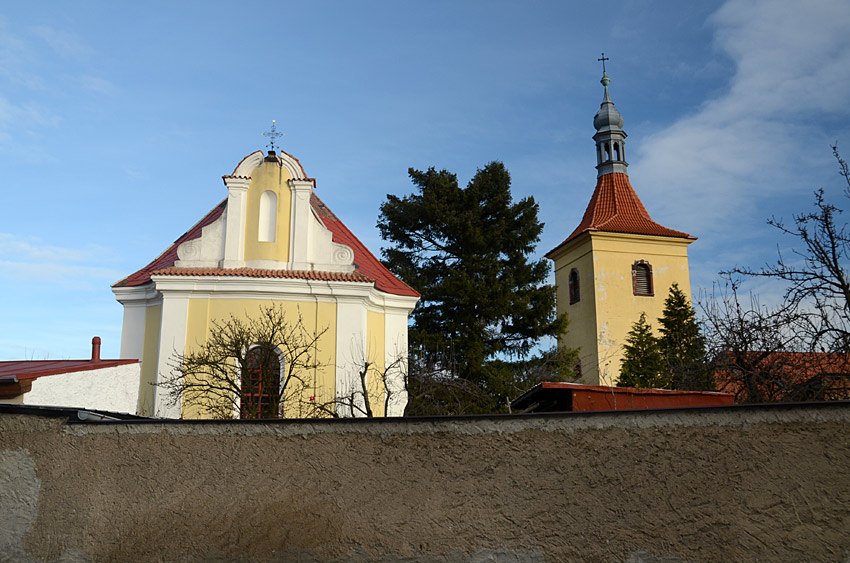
[23,363,141,415]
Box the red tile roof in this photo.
[151,266,373,283]
[0,359,139,381]
[113,191,419,298]
[113,200,227,288]
[547,173,694,257]
[310,194,419,297]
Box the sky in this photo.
[1,0,849,360]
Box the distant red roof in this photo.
[0,359,138,381]
[512,381,733,413]
[547,173,694,256]
[113,192,419,298]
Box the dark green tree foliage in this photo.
[657,283,712,390]
[378,162,570,414]
[618,312,666,388]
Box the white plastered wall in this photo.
[153,293,190,418]
[23,363,142,414]
[335,298,368,417]
[384,308,410,416]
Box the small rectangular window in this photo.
[632,261,653,296]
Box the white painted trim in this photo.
[229,150,263,177]
[118,305,147,361]
[336,301,367,417]
[112,284,162,361]
[289,179,314,267]
[223,177,249,268]
[279,151,308,180]
[153,294,190,418]
[150,275,419,315]
[384,310,410,416]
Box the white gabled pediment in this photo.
[175,210,227,268]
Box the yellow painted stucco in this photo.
[243,161,292,263]
[180,298,337,419]
[138,304,163,416]
[552,231,693,386]
[366,309,386,417]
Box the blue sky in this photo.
[1,0,849,360]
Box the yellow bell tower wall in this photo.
[552,237,598,384]
[552,232,693,386]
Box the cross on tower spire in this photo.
[262,120,284,152]
[598,52,609,74]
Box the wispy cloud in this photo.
[28,25,92,60]
[631,0,850,255]
[78,75,117,96]
[0,234,120,288]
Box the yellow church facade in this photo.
[112,148,419,418]
[549,73,695,385]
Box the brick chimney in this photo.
[91,336,101,361]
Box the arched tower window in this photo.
[258,190,277,242]
[614,142,621,161]
[632,260,654,296]
[569,268,580,304]
[240,345,282,419]
[604,142,611,161]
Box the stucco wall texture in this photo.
[1,403,849,562]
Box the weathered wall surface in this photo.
[1,403,849,562]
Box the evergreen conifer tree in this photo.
[378,162,572,413]
[618,312,666,388]
[657,283,712,390]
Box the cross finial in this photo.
[262,120,284,152]
[598,52,609,74]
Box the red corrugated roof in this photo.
[113,189,419,298]
[0,359,138,381]
[547,173,694,257]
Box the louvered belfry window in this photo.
[632,261,653,296]
[569,268,580,304]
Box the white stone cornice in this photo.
[148,274,418,313]
[112,284,161,306]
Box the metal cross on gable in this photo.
[262,120,284,152]
[598,52,609,74]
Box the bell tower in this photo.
[547,67,696,385]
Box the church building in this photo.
[547,72,696,385]
[112,144,419,418]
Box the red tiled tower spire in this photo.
[547,72,693,257]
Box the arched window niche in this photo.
[632,260,654,297]
[258,190,277,242]
[569,268,580,304]
[240,344,283,419]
